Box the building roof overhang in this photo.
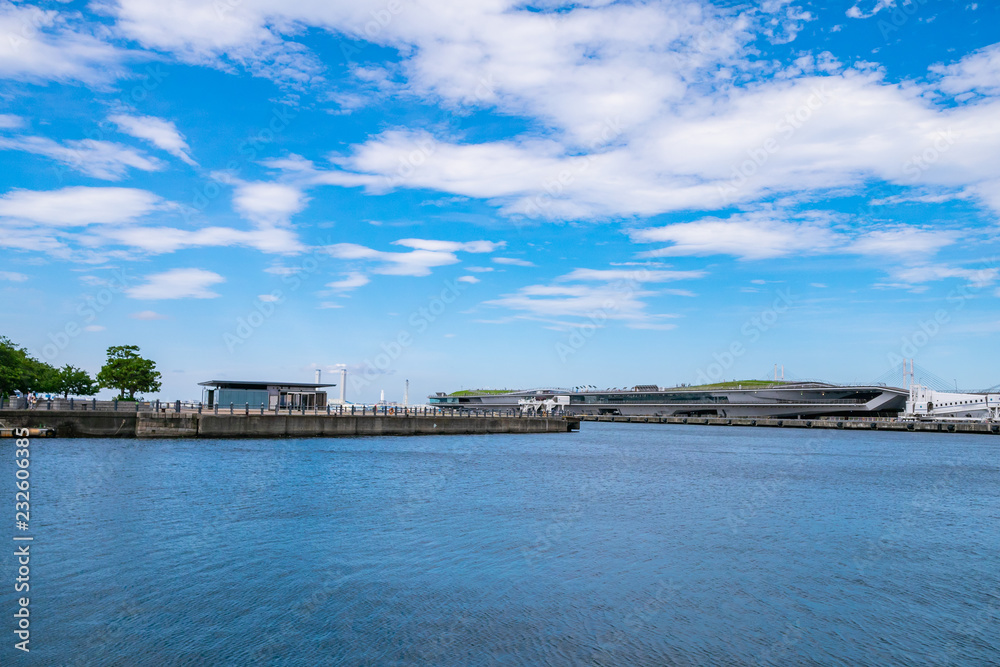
[198,380,335,389]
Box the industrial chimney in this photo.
[315,369,321,384]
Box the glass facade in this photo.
[571,393,729,404]
[215,389,270,409]
[202,383,328,409]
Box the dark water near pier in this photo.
[2,423,999,666]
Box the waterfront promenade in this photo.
[0,401,579,438]
[581,414,1000,435]
[3,397,996,437]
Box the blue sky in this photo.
[2,0,999,402]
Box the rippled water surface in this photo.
[2,423,999,666]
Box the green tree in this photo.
[0,336,60,397]
[56,364,99,398]
[96,345,162,400]
[0,336,28,398]
[27,358,60,394]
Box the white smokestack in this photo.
[315,369,321,384]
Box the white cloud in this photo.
[630,210,962,262]
[485,262,702,329]
[0,114,24,129]
[849,227,958,256]
[79,275,113,287]
[110,0,324,87]
[0,227,66,253]
[0,271,28,282]
[233,181,308,226]
[95,225,303,254]
[262,154,316,173]
[326,238,500,277]
[845,1,896,19]
[130,310,169,320]
[557,268,707,282]
[326,271,370,292]
[890,264,998,288]
[493,257,535,267]
[326,243,460,277]
[264,264,302,276]
[92,0,1000,225]
[0,184,307,257]
[457,275,479,284]
[869,190,972,206]
[126,268,225,300]
[0,135,164,180]
[761,0,815,44]
[0,187,162,226]
[2,0,994,287]
[109,0,747,117]
[110,114,197,165]
[309,68,1000,222]
[931,43,1000,97]
[485,283,678,330]
[83,325,105,332]
[393,239,502,253]
[632,212,840,260]
[258,294,281,302]
[0,3,127,84]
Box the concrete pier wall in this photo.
[9,409,992,437]
[196,414,575,437]
[0,410,578,438]
[1,410,137,437]
[580,414,1000,435]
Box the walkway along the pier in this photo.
[0,408,579,438]
[579,414,1000,435]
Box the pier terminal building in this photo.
[431,381,1000,421]
[199,380,334,410]
[430,382,910,419]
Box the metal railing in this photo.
[0,397,548,419]
[0,397,147,412]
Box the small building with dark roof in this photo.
[198,380,335,410]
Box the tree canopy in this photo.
[96,345,162,400]
[57,365,99,398]
[0,336,60,397]
[0,336,103,399]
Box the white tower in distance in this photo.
[331,364,347,404]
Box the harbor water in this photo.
[2,423,998,665]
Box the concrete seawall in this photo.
[580,414,1000,435]
[0,410,579,438]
